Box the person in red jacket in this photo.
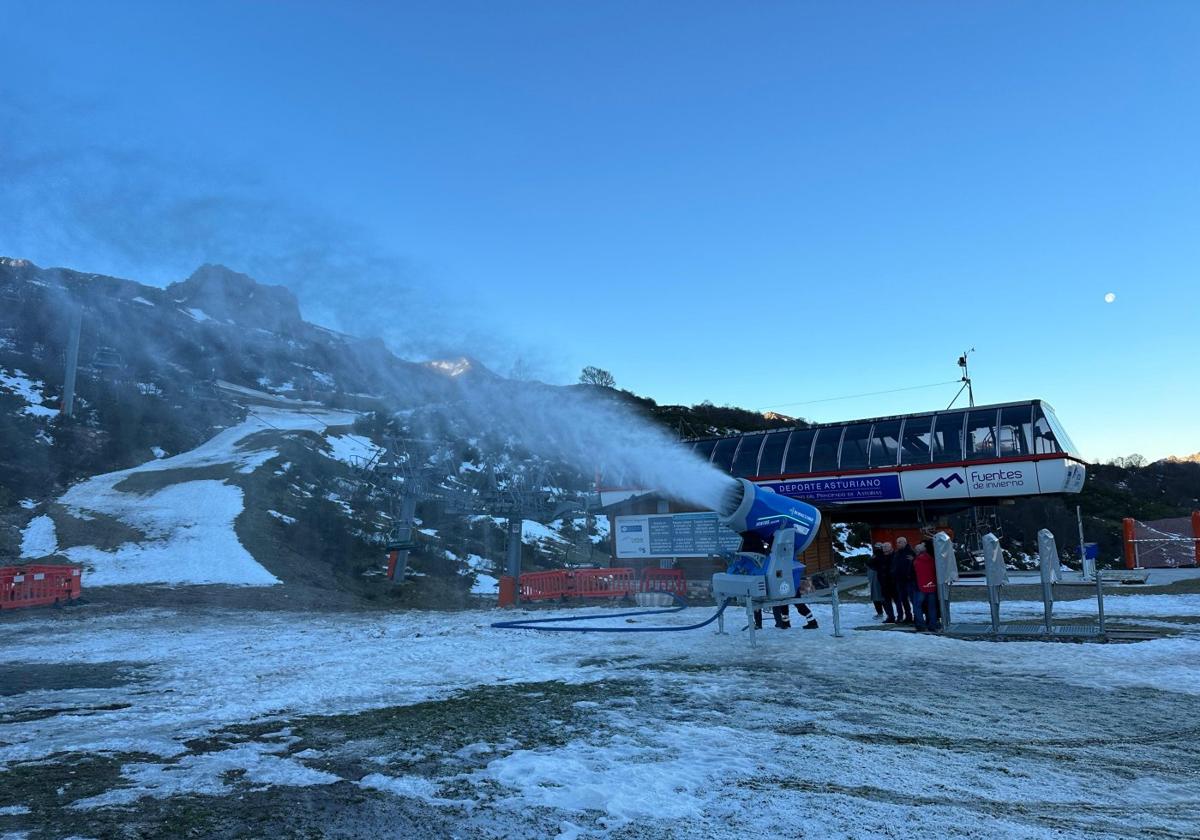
[912,541,941,632]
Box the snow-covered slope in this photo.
[29,404,356,586]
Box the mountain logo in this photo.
[926,473,965,490]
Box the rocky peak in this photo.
[166,264,302,331]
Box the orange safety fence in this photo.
[573,567,637,598]
[507,567,686,606]
[519,570,572,601]
[1,564,82,610]
[640,568,686,597]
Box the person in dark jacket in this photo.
[866,543,887,618]
[891,537,916,624]
[877,541,899,623]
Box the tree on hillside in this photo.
[579,366,616,388]
[1108,454,1147,468]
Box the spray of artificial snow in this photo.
[427,376,738,511]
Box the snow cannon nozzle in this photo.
[716,478,822,552]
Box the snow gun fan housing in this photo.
[717,478,821,550]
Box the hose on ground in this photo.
[490,595,732,633]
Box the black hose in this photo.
[491,595,732,633]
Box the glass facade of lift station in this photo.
[685,400,1081,479]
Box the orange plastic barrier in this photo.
[519,570,572,602]
[640,568,686,597]
[1123,518,1137,569]
[573,567,637,598]
[1194,511,1200,568]
[511,567,681,604]
[498,575,517,607]
[1,564,82,610]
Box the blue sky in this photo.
[1,1,1197,461]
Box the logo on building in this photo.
[926,473,965,490]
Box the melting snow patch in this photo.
[18,498,36,510]
[0,804,30,815]
[833,523,871,557]
[131,296,155,306]
[522,520,568,545]
[268,509,297,525]
[358,773,448,803]
[323,493,353,516]
[323,433,383,466]
[0,368,58,417]
[71,742,339,809]
[467,554,500,595]
[479,724,763,823]
[182,307,212,322]
[19,515,58,558]
[61,481,280,586]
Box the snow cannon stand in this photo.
[711,479,843,647]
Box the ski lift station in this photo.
[599,399,1086,581]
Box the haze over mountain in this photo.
[2,257,1197,602]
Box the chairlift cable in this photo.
[758,379,955,412]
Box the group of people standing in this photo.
[866,537,941,632]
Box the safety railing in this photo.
[640,568,686,597]
[573,568,637,598]
[1,564,82,610]
[508,567,684,604]
[519,570,573,602]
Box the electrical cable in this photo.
[756,380,960,411]
[491,596,732,633]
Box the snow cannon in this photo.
[717,478,820,550]
[711,479,822,609]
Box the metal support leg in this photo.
[506,516,523,605]
[745,600,757,648]
[717,608,726,636]
[830,584,843,638]
[1096,571,1106,635]
[988,585,1001,635]
[63,306,82,417]
[1042,579,1055,634]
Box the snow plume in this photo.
[419,378,735,511]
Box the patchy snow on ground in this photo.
[182,307,212,323]
[52,406,356,587]
[522,520,569,545]
[0,368,59,418]
[322,433,383,466]
[323,492,353,516]
[18,498,36,510]
[267,509,297,525]
[3,594,1199,837]
[62,482,278,586]
[18,515,58,559]
[587,515,611,544]
[832,522,871,557]
[150,446,166,459]
[467,553,500,595]
[70,741,340,809]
